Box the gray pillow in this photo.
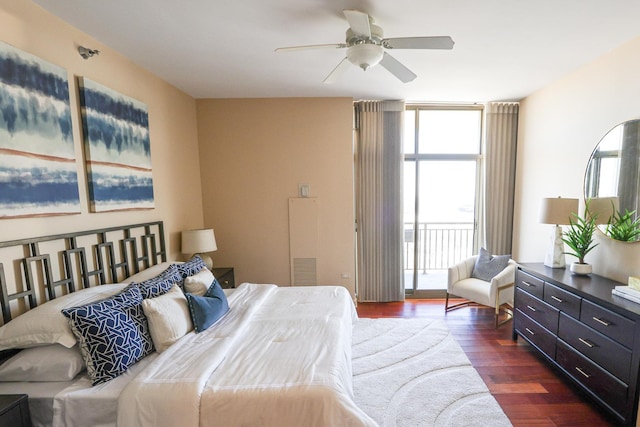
[471,248,511,281]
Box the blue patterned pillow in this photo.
[127,264,182,299]
[185,279,229,333]
[176,256,206,280]
[62,286,146,385]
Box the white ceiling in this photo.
[34,0,640,102]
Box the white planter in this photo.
[570,262,592,275]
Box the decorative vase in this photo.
[570,262,592,275]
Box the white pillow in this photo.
[142,285,193,353]
[184,268,215,296]
[0,283,127,351]
[0,344,85,382]
[120,262,181,284]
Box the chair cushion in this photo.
[471,248,510,281]
[450,278,493,307]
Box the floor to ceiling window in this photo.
[403,106,483,297]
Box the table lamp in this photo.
[181,228,217,269]
[539,197,578,268]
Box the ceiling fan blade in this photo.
[343,9,371,38]
[379,52,417,83]
[383,36,455,50]
[275,43,346,52]
[323,57,350,84]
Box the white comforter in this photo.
[118,283,376,427]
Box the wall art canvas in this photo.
[79,78,154,212]
[0,41,80,218]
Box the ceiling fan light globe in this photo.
[346,44,383,70]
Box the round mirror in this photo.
[585,119,640,241]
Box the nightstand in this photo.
[212,267,235,289]
[0,394,31,427]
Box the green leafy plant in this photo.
[606,209,640,242]
[562,210,598,264]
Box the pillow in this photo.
[0,344,85,382]
[120,262,177,284]
[128,264,182,299]
[471,247,511,282]
[186,280,230,333]
[0,283,127,351]
[141,285,193,353]
[184,268,215,296]
[176,255,207,280]
[62,286,147,385]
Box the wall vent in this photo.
[288,198,318,286]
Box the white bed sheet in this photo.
[118,283,376,427]
[0,354,157,427]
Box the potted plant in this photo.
[562,206,598,275]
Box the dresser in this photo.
[513,263,640,426]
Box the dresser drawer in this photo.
[558,312,632,384]
[556,339,628,420]
[515,288,559,334]
[580,299,635,349]
[515,309,556,358]
[516,270,544,299]
[543,282,581,319]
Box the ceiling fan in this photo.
[275,9,454,84]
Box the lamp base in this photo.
[544,225,566,268]
[191,253,213,270]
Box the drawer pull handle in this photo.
[592,317,611,327]
[575,367,591,379]
[525,327,535,336]
[578,337,594,348]
[551,295,563,303]
[526,305,537,312]
[522,281,535,287]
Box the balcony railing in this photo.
[404,222,474,272]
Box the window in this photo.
[403,106,483,296]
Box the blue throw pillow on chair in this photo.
[471,247,510,281]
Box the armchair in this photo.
[445,255,517,327]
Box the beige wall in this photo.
[0,1,204,260]
[514,35,640,283]
[196,98,356,296]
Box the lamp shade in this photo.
[181,229,217,254]
[539,197,579,225]
[586,197,619,224]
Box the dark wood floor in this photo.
[356,299,618,427]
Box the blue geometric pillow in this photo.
[62,286,146,385]
[130,264,182,299]
[185,279,229,333]
[176,256,206,280]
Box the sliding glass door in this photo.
[403,106,483,296]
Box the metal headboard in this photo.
[0,221,166,325]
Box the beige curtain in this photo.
[484,102,519,255]
[354,100,405,302]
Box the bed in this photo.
[0,222,375,427]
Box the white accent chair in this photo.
[445,256,517,327]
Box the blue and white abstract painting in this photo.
[79,78,154,212]
[0,42,80,218]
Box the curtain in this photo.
[354,100,405,302]
[483,102,519,255]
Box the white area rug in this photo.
[352,318,512,427]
